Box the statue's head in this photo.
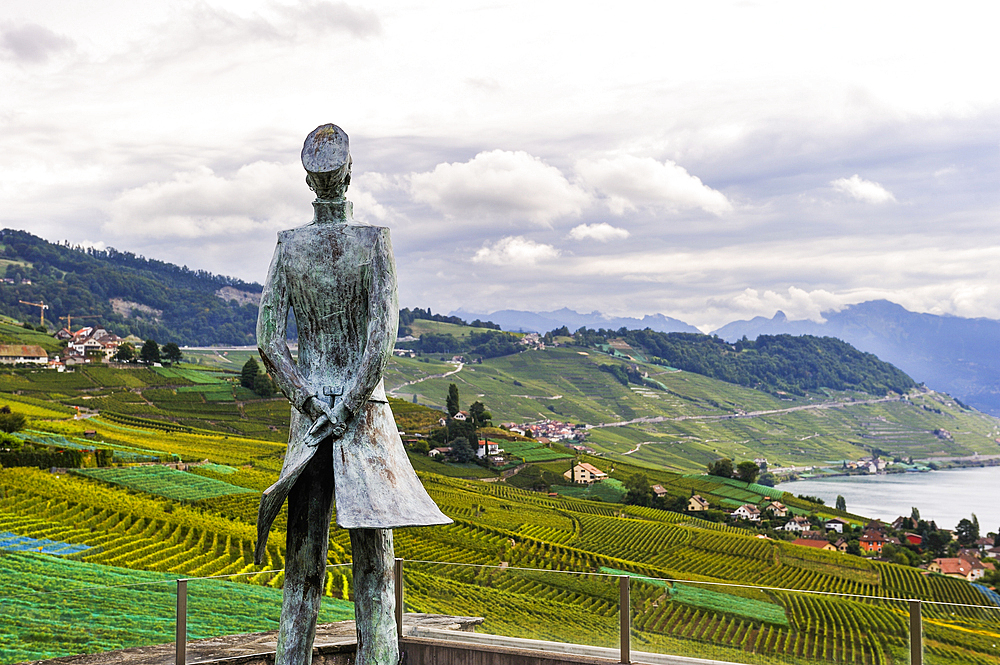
[302,124,352,200]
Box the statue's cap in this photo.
[301,124,350,173]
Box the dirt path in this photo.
[387,362,463,396]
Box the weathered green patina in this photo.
[255,124,450,665]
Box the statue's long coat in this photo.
[254,207,449,562]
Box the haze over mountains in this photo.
[451,308,699,335]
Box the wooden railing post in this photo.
[619,575,630,664]
[394,558,404,641]
[908,599,922,665]
[175,578,187,665]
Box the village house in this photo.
[929,557,981,581]
[0,344,48,365]
[782,516,812,532]
[563,462,607,485]
[792,538,837,551]
[799,530,828,541]
[453,411,468,421]
[859,529,886,554]
[476,441,501,458]
[732,504,761,522]
[865,520,887,534]
[765,501,787,517]
[687,495,710,512]
[651,485,668,498]
[834,537,850,553]
[903,533,923,547]
[974,537,994,553]
[428,447,452,457]
[825,518,850,533]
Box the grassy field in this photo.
[3,460,999,665]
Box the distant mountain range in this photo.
[450,307,700,334]
[713,300,1000,417]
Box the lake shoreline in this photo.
[779,465,1000,530]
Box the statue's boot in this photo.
[276,438,336,665]
[350,528,397,665]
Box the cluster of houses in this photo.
[55,326,132,365]
[842,455,888,474]
[0,324,144,371]
[502,419,586,443]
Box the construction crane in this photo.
[18,300,49,327]
[58,314,101,333]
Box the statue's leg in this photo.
[276,438,335,665]
[350,528,397,665]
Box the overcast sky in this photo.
[3,1,1000,331]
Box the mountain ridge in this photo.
[713,300,1000,416]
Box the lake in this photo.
[779,466,1000,532]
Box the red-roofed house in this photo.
[929,557,981,581]
[860,529,886,554]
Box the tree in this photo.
[0,406,26,433]
[623,473,655,507]
[735,461,760,483]
[139,339,161,364]
[836,495,847,511]
[161,342,183,364]
[911,506,920,522]
[449,436,475,463]
[956,515,980,546]
[253,372,276,398]
[468,401,492,428]
[113,342,136,363]
[707,458,734,478]
[446,383,460,417]
[241,357,261,389]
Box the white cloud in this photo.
[409,150,590,225]
[830,174,896,204]
[106,161,309,240]
[576,155,732,216]
[568,223,630,242]
[472,236,560,266]
[728,287,848,323]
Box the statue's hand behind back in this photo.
[304,395,349,440]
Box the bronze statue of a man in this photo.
[254,124,450,665]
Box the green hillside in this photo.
[384,347,1000,471]
[0,228,261,346]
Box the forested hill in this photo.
[575,327,917,396]
[0,229,262,346]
